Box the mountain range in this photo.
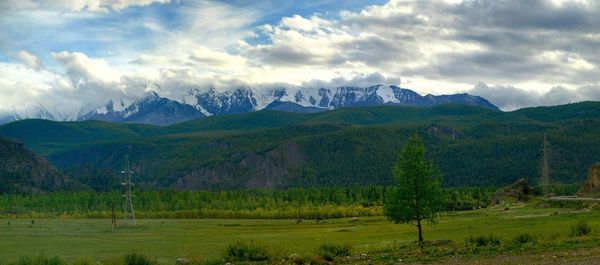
[0,85,498,125]
[77,92,206,126]
[1,101,599,192]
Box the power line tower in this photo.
[540,133,550,197]
[121,156,136,225]
[296,189,304,224]
[111,202,117,230]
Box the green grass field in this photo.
[1,203,600,264]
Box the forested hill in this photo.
[0,137,71,193]
[1,102,600,191]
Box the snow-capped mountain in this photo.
[0,85,498,126]
[0,104,59,124]
[77,91,205,126]
[195,87,258,116]
[181,85,498,116]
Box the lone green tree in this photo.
[384,134,444,249]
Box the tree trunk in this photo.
[417,218,424,250]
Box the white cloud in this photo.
[177,1,258,49]
[0,62,75,117]
[189,47,248,71]
[1,0,170,13]
[237,1,483,85]
[2,0,600,119]
[51,51,121,85]
[280,15,333,33]
[301,73,401,89]
[538,50,596,71]
[14,50,43,71]
[123,1,259,78]
[129,54,178,66]
[469,82,600,110]
[8,51,150,118]
[236,0,600,92]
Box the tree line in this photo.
[0,185,496,219]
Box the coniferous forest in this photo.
[1,103,599,193]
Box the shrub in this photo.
[224,240,270,262]
[317,243,352,261]
[286,253,308,265]
[13,254,66,265]
[465,235,501,247]
[541,232,560,241]
[571,221,592,237]
[194,258,225,265]
[123,253,154,265]
[72,257,93,265]
[512,233,536,245]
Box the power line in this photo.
[121,156,135,225]
[540,133,550,197]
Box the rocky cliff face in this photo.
[579,162,600,196]
[492,178,532,204]
[194,88,258,115]
[171,143,306,190]
[0,137,69,193]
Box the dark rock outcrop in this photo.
[492,178,532,204]
[0,137,69,193]
[579,162,600,197]
[171,143,306,189]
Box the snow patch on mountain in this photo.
[375,85,396,103]
[0,84,499,125]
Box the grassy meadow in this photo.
[2,202,600,264]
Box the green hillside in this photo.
[1,102,600,190]
[163,109,311,134]
[0,137,71,193]
[0,119,154,155]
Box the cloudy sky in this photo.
[1,0,599,116]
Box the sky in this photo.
[1,0,599,116]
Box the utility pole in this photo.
[296,189,304,224]
[296,199,302,223]
[541,133,550,197]
[122,156,136,225]
[111,202,117,230]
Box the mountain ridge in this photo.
[1,101,599,191]
[77,91,206,126]
[0,137,70,193]
[0,85,498,125]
